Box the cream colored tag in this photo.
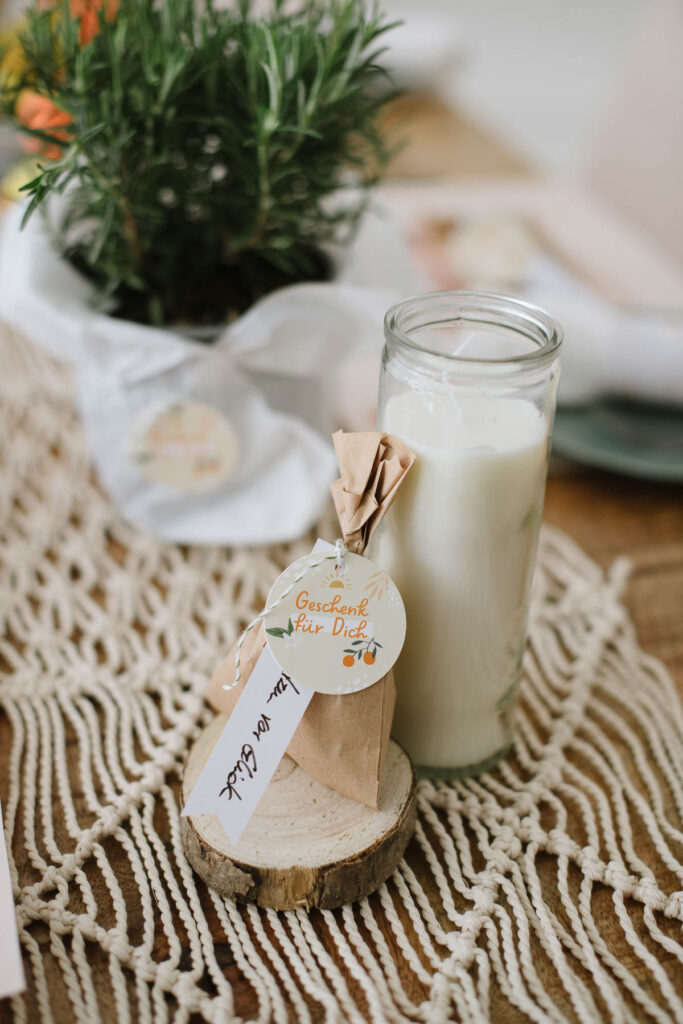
[264,550,406,695]
[131,401,239,493]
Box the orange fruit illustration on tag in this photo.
[342,638,383,667]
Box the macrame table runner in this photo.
[0,330,682,1024]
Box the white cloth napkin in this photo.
[219,282,395,436]
[74,326,337,546]
[216,200,418,434]
[0,203,339,545]
[0,195,421,544]
[522,254,683,407]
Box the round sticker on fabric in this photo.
[264,550,406,695]
[131,401,239,493]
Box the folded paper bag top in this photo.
[205,430,415,808]
[329,430,416,554]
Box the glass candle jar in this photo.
[372,291,562,777]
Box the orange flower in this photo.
[70,0,118,45]
[16,89,72,160]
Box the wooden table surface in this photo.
[545,467,683,697]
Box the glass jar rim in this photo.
[384,290,563,367]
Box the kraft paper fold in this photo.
[330,431,416,554]
[205,431,414,808]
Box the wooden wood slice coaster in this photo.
[181,714,417,910]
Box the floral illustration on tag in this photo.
[364,570,389,601]
[265,618,301,650]
[266,618,294,639]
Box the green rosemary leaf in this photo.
[4,0,396,327]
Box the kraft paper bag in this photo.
[205,623,396,808]
[205,430,415,808]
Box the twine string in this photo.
[225,538,348,690]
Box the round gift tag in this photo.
[131,400,239,493]
[264,550,406,695]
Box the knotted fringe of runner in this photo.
[0,331,682,1024]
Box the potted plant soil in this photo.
[0,0,405,545]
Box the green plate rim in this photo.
[552,407,683,484]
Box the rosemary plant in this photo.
[7,0,395,328]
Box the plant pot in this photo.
[0,199,417,545]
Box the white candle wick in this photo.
[450,332,478,358]
[443,333,481,421]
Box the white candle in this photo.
[374,390,548,770]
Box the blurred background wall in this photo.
[384,0,650,175]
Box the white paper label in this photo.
[182,646,313,843]
[0,799,25,998]
[131,400,240,493]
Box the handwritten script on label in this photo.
[218,671,300,802]
[182,648,313,843]
[268,673,299,701]
[219,742,258,801]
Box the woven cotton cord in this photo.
[225,539,348,690]
[6,327,683,1024]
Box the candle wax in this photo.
[374,391,548,770]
